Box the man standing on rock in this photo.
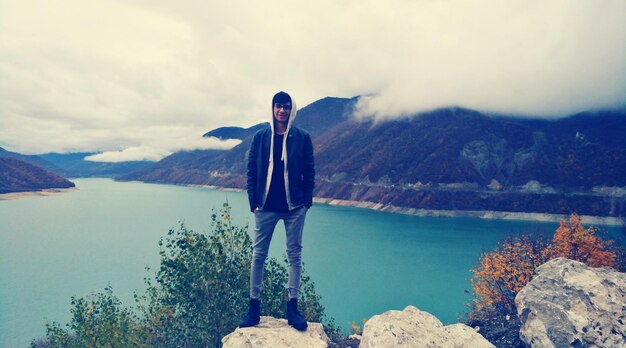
[239,91,315,331]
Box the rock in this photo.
[359,305,494,348]
[515,258,626,348]
[349,334,362,340]
[488,179,502,191]
[221,316,329,348]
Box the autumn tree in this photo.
[470,235,548,317]
[467,234,549,347]
[466,214,619,347]
[543,213,616,268]
[470,214,617,317]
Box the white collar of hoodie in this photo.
[262,98,298,210]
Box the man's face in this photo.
[273,102,291,125]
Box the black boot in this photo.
[286,298,308,331]
[239,299,261,328]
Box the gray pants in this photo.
[250,206,308,300]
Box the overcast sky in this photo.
[1,0,624,161]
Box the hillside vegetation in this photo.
[118,98,626,217]
[0,157,75,194]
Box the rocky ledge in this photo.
[222,306,492,348]
[359,305,494,348]
[222,258,625,348]
[516,257,626,348]
[222,316,329,348]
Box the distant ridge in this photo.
[118,98,626,217]
[0,157,75,194]
[0,146,65,174]
[39,152,152,178]
[0,147,152,178]
[203,123,266,140]
[118,96,355,186]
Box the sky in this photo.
[1,0,625,161]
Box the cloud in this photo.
[85,136,241,162]
[0,0,624,156]
[351,0,626,119]
[85,146,167,163]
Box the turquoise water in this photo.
[1,179,621,346]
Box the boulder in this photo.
[515,258,626,348]
[359,305,494,348]
[221,316,329,348]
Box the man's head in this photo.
[272,91,292,127]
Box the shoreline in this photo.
[117,179,625,226]
[0,187,78,200]
[187,184,245,192]
[312,197,624,226]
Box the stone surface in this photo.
[221,316,329,348]
[515,258,626,348]
[359,305,494,348]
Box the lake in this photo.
[1,178,622,347]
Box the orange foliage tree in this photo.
[467,214,618,346]
[543,214,616,268]
[470,235,548,317]
[469,213,617,319]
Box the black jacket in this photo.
[247,126,315,212]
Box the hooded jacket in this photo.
[246,98,315,212]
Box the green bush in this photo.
[34,204,335,347]
[32,285,146,348]
[136,204,252,347]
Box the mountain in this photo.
[0,157,75,194]
[291,96,358,138]
[312,107,626,216]
[313,107,626,189]
[116,149,233,185]
[119,97,356,186]
[0,147,151,178]
[117,98,626,217]
[203,123,267,140]
[38,152,152,178]
[0,147,65,174]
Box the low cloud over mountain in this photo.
[1,1,624,156]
